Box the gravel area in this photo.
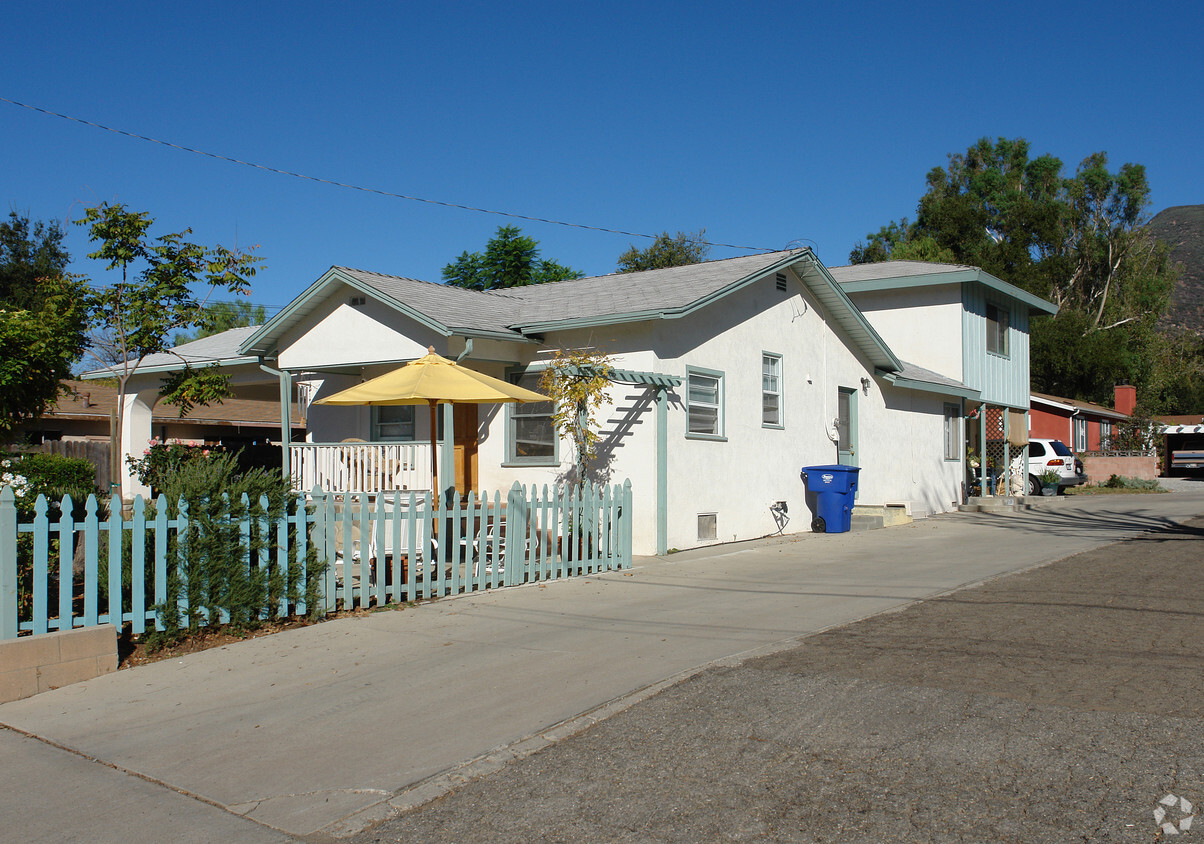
[353,518,1204,843]
[1156,476,1204,493]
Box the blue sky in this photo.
[3,1,1201,320]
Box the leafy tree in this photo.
[539,347,613,488]
[850,137,1182,408]
[616,229,711,273]
[78,203,263,494]
[442,225,582,291]
[0,212,90,436]
[173,300,268,345]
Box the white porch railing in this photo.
[290,442,432,494]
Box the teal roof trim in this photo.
[880,372,982,400]
[799,255,904,372]
[838,267,1057,316]
[239,267,453,357]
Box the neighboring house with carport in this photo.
[86,249,1049,555]
[829,260,1059,497]
[74,332,307,490]
[16,378,305,449]
[1029,386,1133,453]
[1029,386,1159,482]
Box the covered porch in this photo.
[965,403,1029,499]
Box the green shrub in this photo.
[1,452,97,515]
[2,453,98,619]
[149,450,323,647]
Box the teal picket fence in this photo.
[0,480,633,641]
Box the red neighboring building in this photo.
[1029,385,1133,453]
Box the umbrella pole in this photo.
[429,400,439,501]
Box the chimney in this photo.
[1114,383,1136,416]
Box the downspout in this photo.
[656,386,668,556]
[455,338,475,363]
[259,360,293,484]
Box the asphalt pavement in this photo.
[354,511,1204,843]
[2,489,1202,842]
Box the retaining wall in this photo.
[0,624,117,703]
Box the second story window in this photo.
[986,303,1010,356]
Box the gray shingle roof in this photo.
[335,250,807,332]
[233,249,894,373]
[81,325,262,378]
[334,267,522,334]
[827,261,975,283]
[499,250,805,327]
[895,360,971,391]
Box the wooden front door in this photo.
[453,403,478,494]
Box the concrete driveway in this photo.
[2,490,1202,841]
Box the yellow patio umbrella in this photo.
[314,346,550,496]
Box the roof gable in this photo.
[829,261,1058,317]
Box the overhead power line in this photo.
[2,96,778,253]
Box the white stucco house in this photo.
[86,249,1054,556]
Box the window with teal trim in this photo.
[687,368,724,438]
[943,404,960,460]
[506,370,556,464]
[986,303,1010,356]
[762,353,782,427]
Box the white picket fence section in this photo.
[289,442,431,494]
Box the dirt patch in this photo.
[117,600,420,669]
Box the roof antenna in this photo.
[784,238,817,256]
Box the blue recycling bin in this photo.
[800,464,861,533]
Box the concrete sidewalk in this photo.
[2,491,1202,841]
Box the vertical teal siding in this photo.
[962,282,1031,408]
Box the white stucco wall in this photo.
[290,274,966,555]
[277,286,443,371]
[845,284,963,379]
[869,387,964,516]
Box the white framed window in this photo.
[1073,417,1088,452]
[762,353,783,428]
[372,405,415,441]
[686,367,724,439]
[505,370,557,465]
[943,404,960,461]
[986,303,1010,356]
[1100,420,1113,450]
